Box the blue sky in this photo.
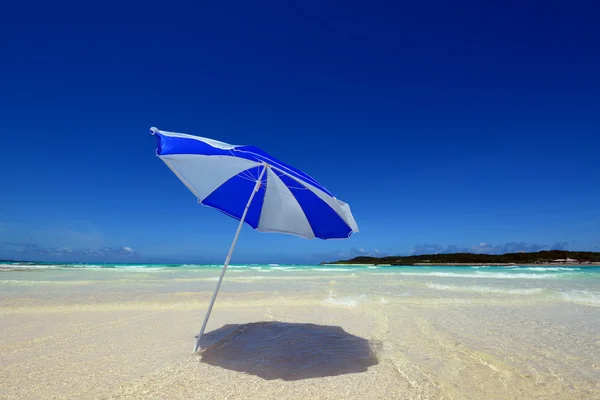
[1,1,599,263]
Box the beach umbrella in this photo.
[150,127,359,353]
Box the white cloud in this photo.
[337,247,391,258]
[409,241,566,256]
[408,244,443,255]
[2,242,137,259]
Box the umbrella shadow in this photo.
[196,321,380,381]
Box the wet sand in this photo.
[1,268,599,399]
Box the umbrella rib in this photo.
[238,169,268,190]
[272,169,307,190]
[233,148,324,190]
[227,152,265,183]
[238,171,257,182]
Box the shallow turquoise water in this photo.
[2,261,599,274]
[2,262,599,307]
[2,261,598,399]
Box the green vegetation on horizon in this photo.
[326,250,600,265]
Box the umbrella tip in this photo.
[150,127,159,135]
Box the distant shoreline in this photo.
[325,262,600,267]
[324,250,600,267]
[1,263,599,272]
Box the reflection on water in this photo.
[197,321,379,381]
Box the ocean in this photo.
[2,262,599,307]
[1,262,599,398]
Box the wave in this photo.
[520,267,580,272]
[474,271,574,279]
[558,290,600,306]
[373,290,413,298]
[270,266,296,271]
[0,264,62,269]
[227,275,307,281]
[426,283,544,295]
[324,292,367,308]
[392,271,572,279]
[1,263,179,270]
[310,268,356,272]
[182,264,225,268]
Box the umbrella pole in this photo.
[193,164,268,353]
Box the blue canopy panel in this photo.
[275,173,353,239]
[202,165,267,228]
[231,145,332,197]
[154,132,233,158]
[153,130,334,197]
[151,127,359,240]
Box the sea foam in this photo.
[324,291,367,308]
[558,290,600,306]
[426,283,544,295]
[394,271,567,279]
[521,267,580,272]
[311,268,356,272]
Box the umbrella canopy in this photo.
[151,127,358,239]
[150,127,359,352]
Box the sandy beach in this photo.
[1,265,599,399]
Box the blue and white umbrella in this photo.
[150,127,359,352]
